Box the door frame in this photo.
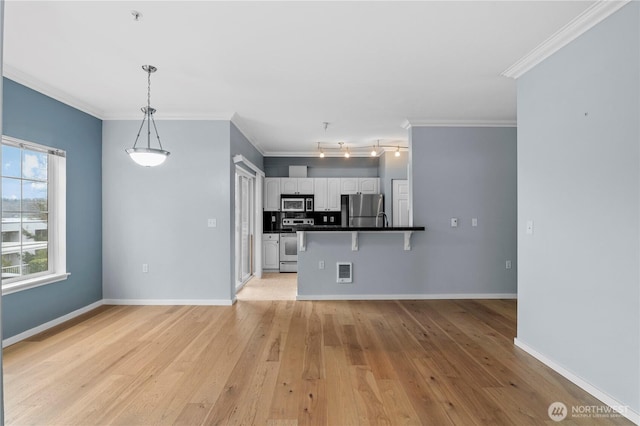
[232,155,264,297]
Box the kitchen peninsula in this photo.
[295,225,426,300]
[296,225,425,251]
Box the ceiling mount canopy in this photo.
[126,65,170,167]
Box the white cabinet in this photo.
[262,234,279,270]
[280,178,298,194]
[327,178,342,210]
[314,178,327,211]
[264,178,281,211]
[358,177,379,194]
[298,178,314,194]
[340,177,379,195]
[280,178,314,194]
[314,178,341,211]
[340,178,359,194]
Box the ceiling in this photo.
[3,1,596,155]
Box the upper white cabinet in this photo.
[314,178,341,211]
[280,178,314,194]
[298,178,314,194]
[358,177,379,194]
[340,177,379,195]
[314,178,327,210]
[326,178,342,210]
[340,178,359,194]
[265,176,379,210]
[264,178,281,211]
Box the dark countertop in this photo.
[295,225,425,231]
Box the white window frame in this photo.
[1,136,68,295]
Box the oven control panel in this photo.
[282,218,314,227]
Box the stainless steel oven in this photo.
[279,233,298,272]
[279,218,314,272]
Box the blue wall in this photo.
[2,78,103,339]
[298,127,517,298]
[517,2,639,413]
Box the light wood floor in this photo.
[4,300,631,425]
[236,272,297,301]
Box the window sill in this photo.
[2,272,70,296]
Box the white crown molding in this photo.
[502,0,630,79]
[4,64,106,119]
[403,119,517,128]
[230,113,266,156]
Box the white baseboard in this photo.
[514,338,639,425]
[102,298,234,306]
[296,293,517,301]
[2,300,105,348]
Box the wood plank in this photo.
[3,300,634,426]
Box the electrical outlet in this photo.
[142,263,149,273]
[207,218,217,228]
[330,216,335,223]
[323,216,328,222]
[506,260,512,270]
[318,260,325,270]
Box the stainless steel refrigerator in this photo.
[341,194,384,227]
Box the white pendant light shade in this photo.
[126,147,170,167]
[127,65,170,167]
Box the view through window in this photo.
[1,137,66,292]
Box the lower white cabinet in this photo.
[262,234,279,270]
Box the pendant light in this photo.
[395,146,401,157]
[126,65,170,167]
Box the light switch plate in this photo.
[451,218,458,228]
[208,218,217,228]
[472,218,478,227]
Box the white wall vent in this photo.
[337,262,353,283]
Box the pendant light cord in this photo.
[131,65,164,151]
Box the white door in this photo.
[236,170,255,289]
[393,179,409,227]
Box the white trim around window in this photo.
[1,136,68,295]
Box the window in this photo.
[1,136,67,294]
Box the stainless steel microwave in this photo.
[281,196,313,212]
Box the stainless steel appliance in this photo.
[341,194,384,227]
[279,217,314,272]
[281,195,314,212]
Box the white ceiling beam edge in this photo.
[501,0,630,79]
